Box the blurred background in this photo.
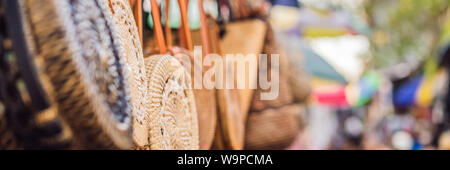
[267,0,450,150]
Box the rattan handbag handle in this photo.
[150,0,168,54]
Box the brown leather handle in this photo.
[165,0,195,52]
[150,0,168,54]
[164,0,173,48]
[198,0,211,55]
[134,0,143,47]
[178,0,193,51]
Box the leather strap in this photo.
[164,0,173,48]
[198,0,211,55]
[134,0,143,47]
[177,0,193,51]
[150,0,168,54]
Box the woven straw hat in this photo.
[19,0,135,149]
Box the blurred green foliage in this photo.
[364,0,449,69]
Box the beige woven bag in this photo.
[19,0,136,149]
[134,0,199,150]
[107,0,152,148]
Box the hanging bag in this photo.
[134,0,199,150]
[8,0,140,149]
[212,18,267,150]
[245,25,302,150]
[164,0,218,150]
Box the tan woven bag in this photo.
[244,24,301,150]
[134,0,199,150]
[185,0,219,150]
[107,0,152,148]
[211,19,267,150]
[18,0,137,149]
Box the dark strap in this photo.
[4,0,50,111]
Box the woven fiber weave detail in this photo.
[21,0,134,149]
[136,55,198,150]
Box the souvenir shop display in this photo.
[0,0,312,150]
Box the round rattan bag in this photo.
[19,0,135,149]
[134,0,199,150]
[107,0,150,147]
[135,54,199,150]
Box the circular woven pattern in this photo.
[20,0,134,149]
[171,47,217,150]
[140,55,199,150]
[107,0,149,146]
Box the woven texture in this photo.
[245,104,301,150]
[137,55,199,150]
[107,0,150,147]
[0,0,75,149]
[245,23,300,150]
[21,0,134,149]
[250,25,294,112]
[171,47,218,150]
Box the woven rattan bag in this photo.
[134,0,199,150]
[244,25,301,150]
[211,19,267,150]
[17,0,137,149]
[183,0,219,150]
[0,0,76,149]
[107,0,152,148]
